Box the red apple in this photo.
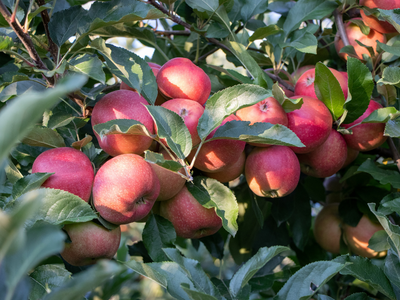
[287,96,333,154]
[161,98,204,146]
[292,65,315,83]
[245,145,301,198]
[342,146,359,168]
[61,221,121,266]
[359,0,399,33]
[203,151,245,183]
[32,147,94,201]
[91,90,155,156]
[157,58,211,105]
[342,99,388,151]
[93,154,160,224]
[313,204,342,254]
[159,186,222,239]
[297,129,348,178]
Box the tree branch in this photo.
[155,30,191,36]
[334,8,350,47]
[264,72,295,92]
[36,0,59,64]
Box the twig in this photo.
[334,8,350,47]
[155,30,191,36]
[264,72,295,92]
[36,0,59,64]
[198,47,219,61]
[387,137,400,172]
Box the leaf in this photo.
[143,214,176,262]
[206,65,253,84]
[274,261,347,300]
[185,0,218,14]
[314,62,345,120]
[237,0,269,23]
[272,83,303,112]
[22,126,66,148]
[379,9,400,34]
[229,246,289,297]
[357,159,400,189]
[0,35,12,50]
[249,25,281,42]
[186,177,238,237]
[343,57,374,124]
[11,173,53,200]
[71,135,92,150]
[288,31,318,54]
[69,54,106,84]
[368,230,390,252]
[344,293,375,300]
[27,3,52,23]
[378,40,400,57]
[197,84,272,140]
[5,159,23,184]
[384,249,400,290]
[362,107,398,123]
[181,285,219,300]
[377,83,397,106]
[0,81,46,102]
[144,150,184,173]
[385,118,400,138]
[334,255,396,299]
[93,119,153,139]
[377,66,400,87]
[349,19,370,35]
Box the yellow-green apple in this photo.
[294,67,348,99]
[204,151,246,183]
[313,203,342,254]
[32,147,94,201]
[61,221,121,266]
[343,214,386,258]
[287,96,333,154]
[91,90,155,156]
[342,99,388,151]
[161,98,204,146]
[335,18,386,61]
[187,115,246,173]
[150,148,186,201]
[360,0,399,33]
[292,65,314,83]
[93,154,160,224]
[157,58,211,105]
[245,145,300,198]
[297,129,348,178]
[159,186,222,239]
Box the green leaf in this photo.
[368,230,390,252]
[143,214,176,262]
[22,126,66,148]
[379,9,400,34]
[344,293,376,300]
[5,159,23,184]
[334,255,396,299]
[287,31,318,54]
[344,57,374,124]
[181,285,219,300]
[249,25,281,42]
[0,74,87,164]
[377,66,400,87]
[384,249,400,290]
[27,3,52,23]
[69,54,106,84]
[378,40,400,57]
[377,83,397,106]
[0,81,46,102]
[380,195,400,215]
[185,0,218,14]
[210,120,304,147]
[0,35,13,50]
[385,118,400,138]
[272,83,303,112]
[197,84,272,140]
[186,177,238,237]
[274,261,347,300]
[237,0,269,23]
[93,119,153,139]
[206,65,253,84]
[357,159,400,189]
[229,246,289,297]
[349,19,370,35]
[314,62,345,120]
[362,107,398,123]
[12,173,53,200]
[144,150,185,173]
[146,106,192,160]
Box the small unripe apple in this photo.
[313,204,342,254]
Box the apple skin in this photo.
[335,18,387,61]
[360,0,399,33]
[91,90,155,157]
[32,147,94,202]
[187,115,246,173]
[157,58,211,106]
[245,145,301,198]
[342,146,359,168]
[313,204,341,254]
[204,151,245,183]
[61,221,121,266]
[297,129,348,178]
[292,65,315,83]
[342,99,388,152]
[93,154,160,225]
[294,67,348,100]
[161,98,204,146]
[287,96,333,154]
[159,186,222,239]
[343,215,386,258]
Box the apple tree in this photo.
[1,0,400,299]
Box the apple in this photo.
[159,186,222,239]
[32,147,94,202]
[335,18,387,61]
[297,129,348,178]
[342,146,359,168]
[157,58,211,105]
[187,115,246,173]
[294,67,348,100]
[91,90,155,157]
[359,0,399,34]
[280,81,295,97]
[292,65,315,83]
[313,203,341,254]
[324,174,344,204]
[61,221,121,266]
[245,145,301,198]
[341,99,388,152]
[93,154,160,225]
[287,96,333,154]
[343,214,386,258]
[361,0,400,9]
[161,98,204,146]
[203,151,246,183]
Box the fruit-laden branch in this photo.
[334,8,350,47]
[36,0,59,63]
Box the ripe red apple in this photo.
[32,147,94,201]
[292,65,315,83]
[313,204,341,254]
[335,18,387,61]
[203,151,245,183]
[287,96,333,154]
[161,98,204,146]
[157,58,211,105]
[342,99,388,152]
[93,154,160,224]
[297,129,348,178]
[60,221,121,266]
[159,186,222,239]
[343,214,386,258]
[91,90,155,157]
[187,115,246,173]
[294,67,348,100]
[245,145,301,198]
[342,146,359,168]
[359,0,399,34]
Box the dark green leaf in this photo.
[288,31,317,54]
[378,40,400,57]
[358,159,400,189]
[22,126,66,148]
[12,173,52,200]
[69,54,106,84]
[0,81,46,102]
[344,293,375,300]
[368,230,390,252]
[237,0,269,23]
[289,184,311,251]
[249,25,281,42]
[384,249,400,290]
[181,285,219,300]
[145,150,185,173]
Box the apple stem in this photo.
[189,140,204,170]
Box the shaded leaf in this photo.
[249,25,281,42]
[12,173,53,200]
[358,159,400,189]
[22,127,66,148]
[0,81,46,102]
